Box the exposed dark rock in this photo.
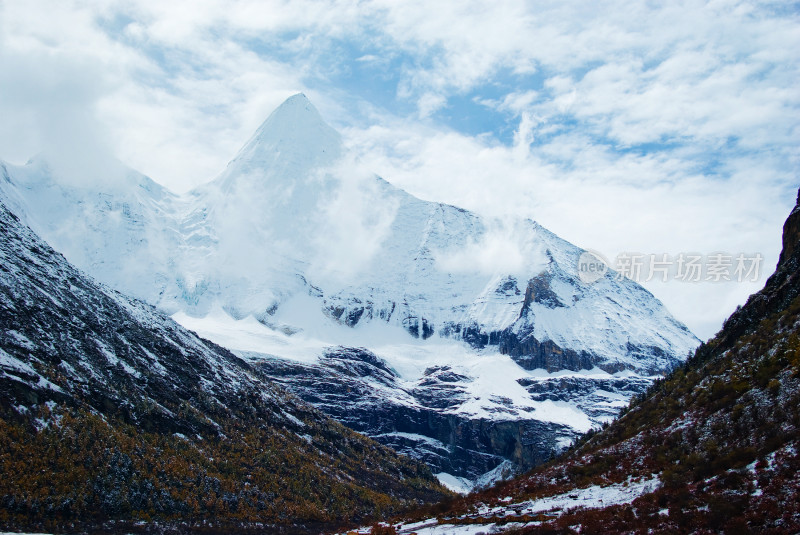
[520,271,565,312]
[495,329,597,372]
[712,187,800,356]
[252,346,626,481]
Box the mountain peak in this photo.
[282,92,312,106]
[266,93,319,125]
[778,186,800,267]
[222,93,342,182]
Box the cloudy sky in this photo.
[1,0,798,339]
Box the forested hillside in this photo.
[0,199,448,533]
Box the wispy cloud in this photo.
[309,158,401,285]
[433,219,548,281]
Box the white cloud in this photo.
[0,0,797,339]
[434,220,547,281]
[416,92,447,118]
[309,159,401,285]
[341,106,794,339]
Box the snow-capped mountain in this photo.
[0,94,699,487]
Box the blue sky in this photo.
[0,0,799,338]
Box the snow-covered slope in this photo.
[0,94,699,486]
[0,154,187,314]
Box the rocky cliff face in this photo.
[779,189,800,266]
[243,345,657,483]
[251,347,576,480]
[707,188,800,359]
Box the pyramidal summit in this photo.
[218,93,343,186]
[0,94,699,489]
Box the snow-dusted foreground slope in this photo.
[342,476,660,534]
[0,94,699,484]
[0,197,447,531]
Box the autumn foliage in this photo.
[0,402,445,533]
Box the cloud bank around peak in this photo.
[1,0,798,338]
[309,159,401,286]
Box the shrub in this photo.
[370,523,397,535]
